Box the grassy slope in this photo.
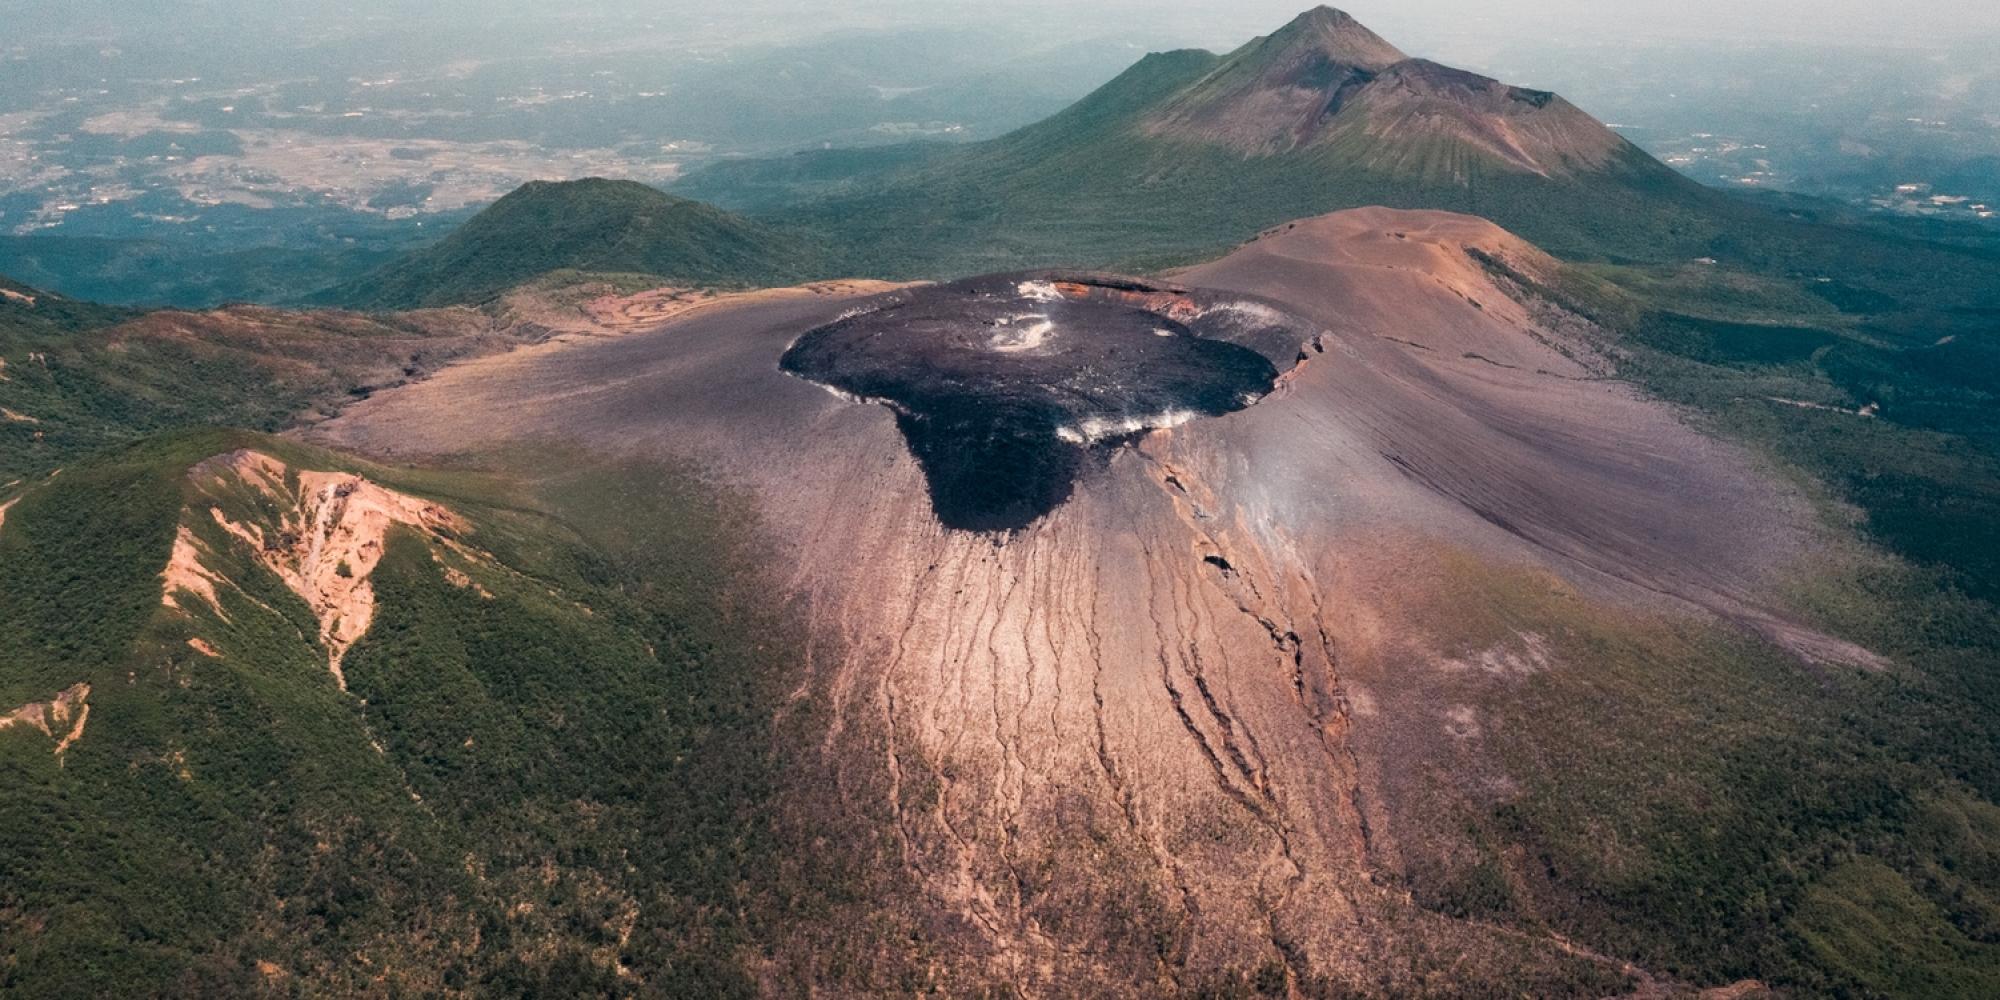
[1,431,447,995]
[1378,240,2000,997]
[0,279,956,994]
[1373,543,2000,996]
[0,281,543,485]
[330,178,828,310]
[0,431,933,997]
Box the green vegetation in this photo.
[0,432,921,996]
[0,279,538,485]
[0,233,412,311]
[0,299,303,484]
[1793,857,2000,997]
[1390,207,2000,996]
[329,178,829,309]
[1382,545,2000,998]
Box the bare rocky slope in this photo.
[313,208,1875,994]
[1143,7,1624,175]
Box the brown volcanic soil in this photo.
[1175,209,1872,660]
[311,208,1870,994]
[1142,8,1623,174]
[1145,6,1407,155]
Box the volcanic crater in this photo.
[780,272,1316,530]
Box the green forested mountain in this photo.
[674,7,1712,276]
[329,179,827,309]
[675,6,1997,304]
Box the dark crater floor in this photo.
[781,272,1315,531]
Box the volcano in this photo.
[1143,7,1623,175]
[13,8,1995,997]
[313,207,1877,994]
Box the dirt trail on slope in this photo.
[500,278,913,338]
[580,279,910,333]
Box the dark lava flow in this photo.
[781,272,1314,531]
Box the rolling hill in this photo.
[0,273,569,484]
[330,178,827,309]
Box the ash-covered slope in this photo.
[314,208,1897,994]
[1305,58,1627,176]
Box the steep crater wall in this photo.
[780,272,1316,530]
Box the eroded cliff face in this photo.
[313,209,1857,994]
[0,682,91,761]
[161,449,476,687]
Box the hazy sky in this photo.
[1256,0,1993,49]
[7,0,1991,52]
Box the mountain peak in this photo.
[1143,8,1408,154]
[1141,7,1625,171]
[1259,6,1406,73]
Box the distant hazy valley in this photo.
[0,14,1163,306]
[3,8,1997,308]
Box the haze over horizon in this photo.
[6,0,1994,51]
[4,0,1994,310]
